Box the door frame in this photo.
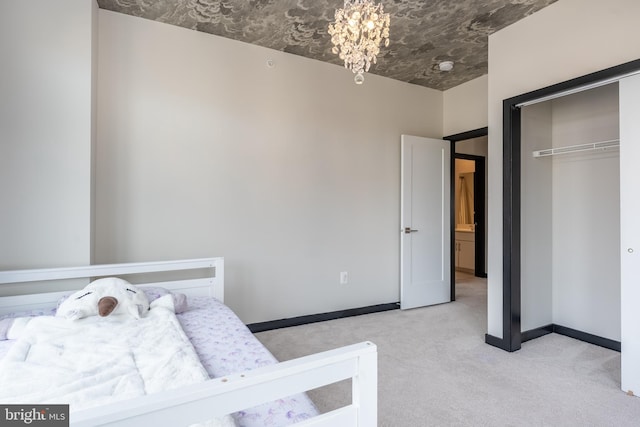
[444,127,488,301]
[490,58,640,353]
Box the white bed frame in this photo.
[0,258,377,427]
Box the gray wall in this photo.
[550,84,620,340]
[521,103,553,331]
[443,75,488,136]
[96,11,444,323]
[0,0,96,272]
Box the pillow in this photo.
[56,277,150,320]
[138,286,189,314]
[138,286,189,313]
[137,286,171,302]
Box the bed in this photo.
[0,258,377,426]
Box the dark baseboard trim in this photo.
[521,324,554,342]
[553,324,621,352]
[247,302,400,333]
[485,334,514,352]
[521,324,621,352]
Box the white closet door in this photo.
[620,74,640,395]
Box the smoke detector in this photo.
[438,61,454,72]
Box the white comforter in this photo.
[0,295,233,425]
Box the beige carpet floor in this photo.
[255,273,640,426]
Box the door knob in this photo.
[403,227,419,234]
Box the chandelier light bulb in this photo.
[328,0,390,84]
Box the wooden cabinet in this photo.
[455,231,475,273]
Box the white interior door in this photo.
[400,135,451,310]
[620,74,640,395]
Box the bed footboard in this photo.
[71,341,377,427]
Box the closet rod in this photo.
[532,139,620,158]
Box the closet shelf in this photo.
[532,139,619,158]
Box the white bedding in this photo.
[179,297,319,426]
[0,295,234,425]
[0,295,319,426]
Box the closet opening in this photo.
[519,83,621,351]
[489,57,640,356]
[444,127,487,301]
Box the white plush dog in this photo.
[56,277,150,320]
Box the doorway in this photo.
[444,127,488,301]
[454,154,486,279]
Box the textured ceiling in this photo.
[96,0,557,91]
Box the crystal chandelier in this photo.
[328,0,390,85]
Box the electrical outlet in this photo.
[340,271,348,285]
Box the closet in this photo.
[517,71,640,395]
[520,83,621,342]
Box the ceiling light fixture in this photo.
[328,0,390,85]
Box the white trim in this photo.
[71,341,377,427]
[0,258,224,314]
[516,70,640,108]
[0,258,220,284]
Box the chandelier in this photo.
[328,0,390,85]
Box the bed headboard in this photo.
[0,258,224,316]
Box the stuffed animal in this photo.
[56,277,150,320]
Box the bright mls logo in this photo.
[1,405,68,426]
